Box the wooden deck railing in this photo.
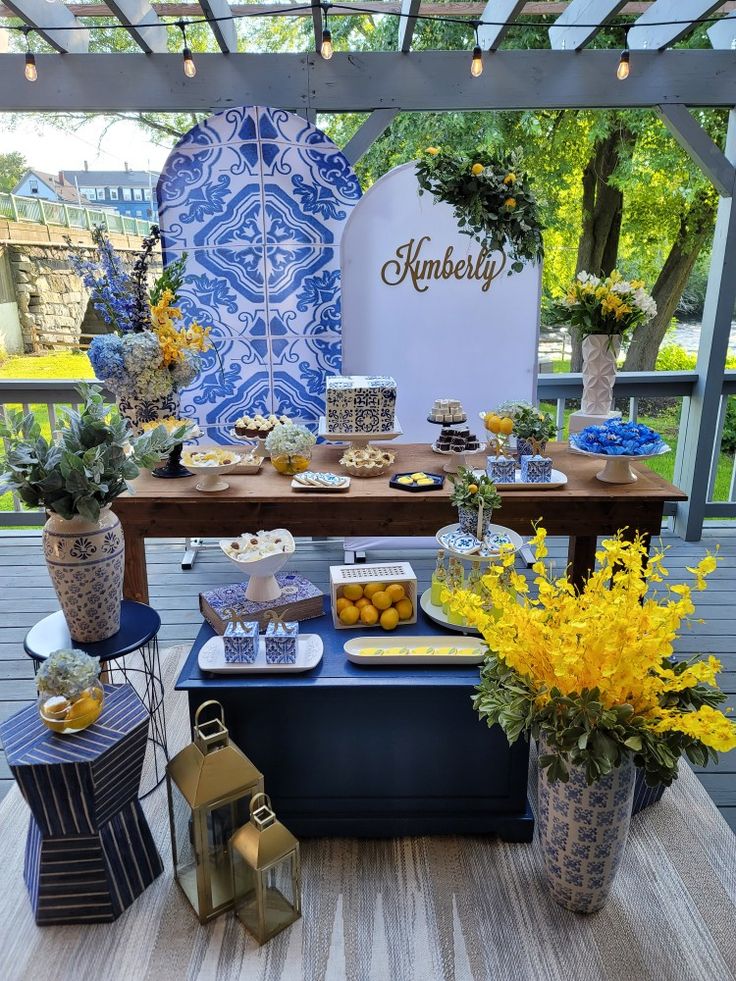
[0,373,734,535]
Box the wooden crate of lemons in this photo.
[329,562,417,630]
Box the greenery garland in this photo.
[415,147,544,274]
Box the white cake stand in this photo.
[183,452,242,492]
[318,415,402,449]
[219,529,295,602]
[431,442,487,474]
[569,443,670,484]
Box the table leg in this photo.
[567,535,597,591]
[123,531,149,603]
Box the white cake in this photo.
[325,375,397,433]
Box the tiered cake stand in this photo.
[428,415,486,474]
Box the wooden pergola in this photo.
[1,0,736,538]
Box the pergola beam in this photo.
[343,108,400,164]
[627,1,723,51]
[310,0,322,51]
[398,0,421,53]
[199,0,238,53]
[104,0,169,54]
[707,11,736,50]
[0,51,735,112]
[1,0,89,54]
[477,1,526,51]
[549,0,628,51]
[655,105,736,197]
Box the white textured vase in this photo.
[117,390,181,431]
[43,509,125,643]
[581,335,621,416]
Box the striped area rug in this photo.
[0,646,734,981]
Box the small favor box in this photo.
[486,455,516,484]
[520,455,553,483]
[264,621,299,664]
[325,375,397,434]
[223,621,259,663]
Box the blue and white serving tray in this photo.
[198,633,324,673]
[436,522,524,560]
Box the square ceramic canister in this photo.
[520,455,553,483]
[264,621,299,665]
[486,455,516,484]
[224,622,259,663]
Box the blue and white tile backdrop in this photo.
[157,107,362,439]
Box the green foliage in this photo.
[447,466,501,511]
[655,344,736,372]
[721,398,736,455]
[0,151,27,193]
[0,384,181,521]
[511,404,557,442]
[415,147,543,272]
[149,252,188,307]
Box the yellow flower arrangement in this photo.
[552,270,657,339]
[150,289,212,367]
[445,527,736,785]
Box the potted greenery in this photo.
[510,404,556,460]
[448,466,501,538]
[445,527,735,913]
[0,385,181,642]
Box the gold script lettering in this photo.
[380,236,507,293]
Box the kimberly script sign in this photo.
[380,236,507,293]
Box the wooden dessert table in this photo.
[113,442,687,603]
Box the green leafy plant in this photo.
[511,404,556,443]
[415,147,544,273]
[0,384,183,521]
[447,466,501,511]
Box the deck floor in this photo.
[0,530,734,831]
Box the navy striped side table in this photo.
[0,684,163,925]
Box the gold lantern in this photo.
[166,700,264,923]
[230,792,302,945]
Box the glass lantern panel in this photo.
[205,796,251,911]
[169,780,200,914]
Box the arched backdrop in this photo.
[157,106,362,438]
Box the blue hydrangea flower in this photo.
[122,331,164,378]
[87,334,126,382]
[571,419,665,456]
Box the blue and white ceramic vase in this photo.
[537,734,635,913]
[457,505,493,538]
[43,508,124,643]
[117,390,181,431]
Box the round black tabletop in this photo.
[24,600,161,663]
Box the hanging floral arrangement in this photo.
[415,147,544,273]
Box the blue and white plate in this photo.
[436,523,524,561]
[291,471,351,491]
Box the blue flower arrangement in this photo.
[570,419,666,456]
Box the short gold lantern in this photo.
[230,792,302,945]
[166,700,264,923]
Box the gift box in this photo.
[486,455,516,484]
[265,621,299,664]
[520,454,553,483]
[325,375,397,433]
[223,621,259,663]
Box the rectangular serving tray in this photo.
[473,467,568,490]
[198,634,324,673]
[343,635,485,665]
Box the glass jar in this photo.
[270,451,312,476]
[38,680,104,734]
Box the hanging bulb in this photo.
[24,51,37,83]
[182,46,196,78]
[471,45,483,78]
[617,48,630,81]
[321,29,333,60]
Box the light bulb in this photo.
[24,52,37,83]
[617,49,630,81]
[182,47,196,78]
[471,45,483,78]
[321,29,333,60]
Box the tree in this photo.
[0,151,27,193]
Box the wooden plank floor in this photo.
[0,531,734,832]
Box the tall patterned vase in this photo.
[537,735,635,913]
[43,509,125,643]
[580,335,621,416]
[117,391,181,431]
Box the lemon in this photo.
[336,597,352,614]
[339,604,360,626]
[360,604,379,626]
[363,582,383,599]
[499,416,514,436]
[66,693,103,728]
[355,597,371,610]
[372,590,392,611]
[342,584,364,602]
[386,583,405,603]
[395,597,413,621]
[380,608,399,631]
[484,413,501,434]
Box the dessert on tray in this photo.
[221,529,295,563]
[428,398,466,424]
[234,412,290,438]
[434,426,481,454]
[340,444,395,476]
[182,448,240,468]
[325,375,397,433]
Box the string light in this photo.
[470,22,483,78]
[23,28,37,83]
[178,20,196,78]
[617,47,630,80]
[321,4,333,61]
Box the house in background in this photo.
[13,163,158,221]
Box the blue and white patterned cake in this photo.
[325,375,397,433]
[265,621,299,664]
[223,621,259,663]
[520,454,553,483]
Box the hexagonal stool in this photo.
[0,684,163,925]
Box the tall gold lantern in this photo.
[230,792,302,945]
[166,700,264,923]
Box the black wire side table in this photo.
[24,600,167,798]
